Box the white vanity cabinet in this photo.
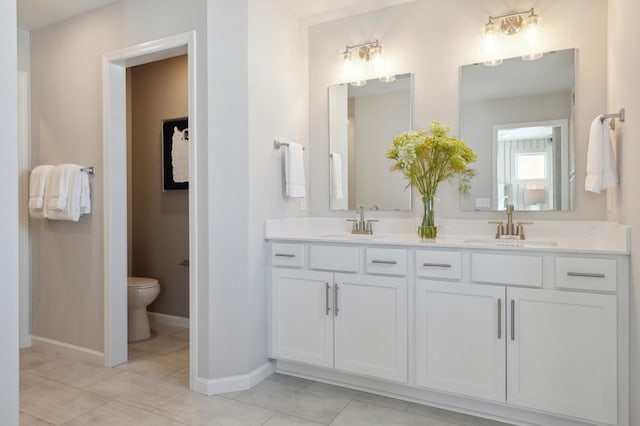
[507,287,617,425]
[270,268,334,368]
[269,244,408,383]
[415,280,506,402]
[267,235,628,426]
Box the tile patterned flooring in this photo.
[20,324,513,426]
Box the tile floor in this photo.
[20,324,514,426]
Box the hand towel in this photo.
[47,164,83,222]
[46,164,76,212]
[585,115,619,193]
[285,142,305,198]
[29,165,55,219]
[330,153,344,200]
[79,170,91,215]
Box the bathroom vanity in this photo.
[265,219,629,426]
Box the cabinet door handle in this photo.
[325,283,330,316]
[371,260,397,265]
[567,272,605,278]
[510,300,515,341]
[274,253,296,258]
[497,298,502,339]
[334,284,339,317]
[422,263,452,268]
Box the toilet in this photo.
[127,277,161,342]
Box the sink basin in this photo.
[463,238,558,248]
[317,233,384,240]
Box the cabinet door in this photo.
[507,288,617,424]
[415,280,506,402]
[270,269,334,368]
[333,273,407,382]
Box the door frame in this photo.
[102,32,199,390]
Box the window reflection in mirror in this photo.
[459,49,575,212]
[494,121,569,211]
[328,73,413,211]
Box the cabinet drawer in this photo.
[271,243,305,267]
[471,253,542,287]
[555,257,617,292]
[365,248,407,276]
[416,250,462,280]
[310,245,359,272]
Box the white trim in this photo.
[31,336,104,364]
[148,312,189,329]
[194,361,276,396]
[102,30,198,396]
[18,71,31,349]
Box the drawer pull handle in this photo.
[325,283,330,316]
[422,263,452,268]
[274,253,296,258]
[497,298,502,340]
[567,272,605,278]
[371,260,398,265]
[334,284,340,317]
[511,300,515,341]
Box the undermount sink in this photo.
[463,238,558,248]
[317,233,384,240]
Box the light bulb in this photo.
[522,13,543,61]
[483,22,503,66]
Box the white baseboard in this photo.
[30,335,104,365]
[148,311,189,329]
[193,361,275,395]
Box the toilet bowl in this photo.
[127,277,160,342]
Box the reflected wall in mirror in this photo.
[329,73,413,211]
[459,49,575,211]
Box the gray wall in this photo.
[129,55,189,319]
[1,0,19,422]
[608,0,640,424]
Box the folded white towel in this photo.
[285,142,305,198]
[585,115,619,193]
[330,153,344,200]
[46,164,77,212]
[47,165,84,222]
[29,165,55,219]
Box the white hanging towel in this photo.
[45,164,76,212]
[285,142,306,198]
[79,170,91,215]
[29,165,55,219]
[330,153,344,200]
[585,115,619,193]
[46,165,87,222]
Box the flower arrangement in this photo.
[386,121,477,238]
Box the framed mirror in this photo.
[459,49,575,211]
[328,73,413,211]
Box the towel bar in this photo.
[601,108,625,130]
[274,140,305,150]
[81,166,96,175]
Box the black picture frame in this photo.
[162,117,189,190]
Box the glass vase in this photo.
[418,196,437,239]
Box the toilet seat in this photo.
[128,277,159,289]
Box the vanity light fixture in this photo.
[482,8,542,66]
[342,40,394,85]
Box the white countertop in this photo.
[265,218,631,255]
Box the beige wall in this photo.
[29,0,208,353]
[308,0,608,221]
[129,55,189,319]
[608,0,640,423]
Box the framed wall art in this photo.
[162,117,189,190]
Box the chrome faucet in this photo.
[347,205,378,234]
[489,203,532,240]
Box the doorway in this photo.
[103,32,198,390]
